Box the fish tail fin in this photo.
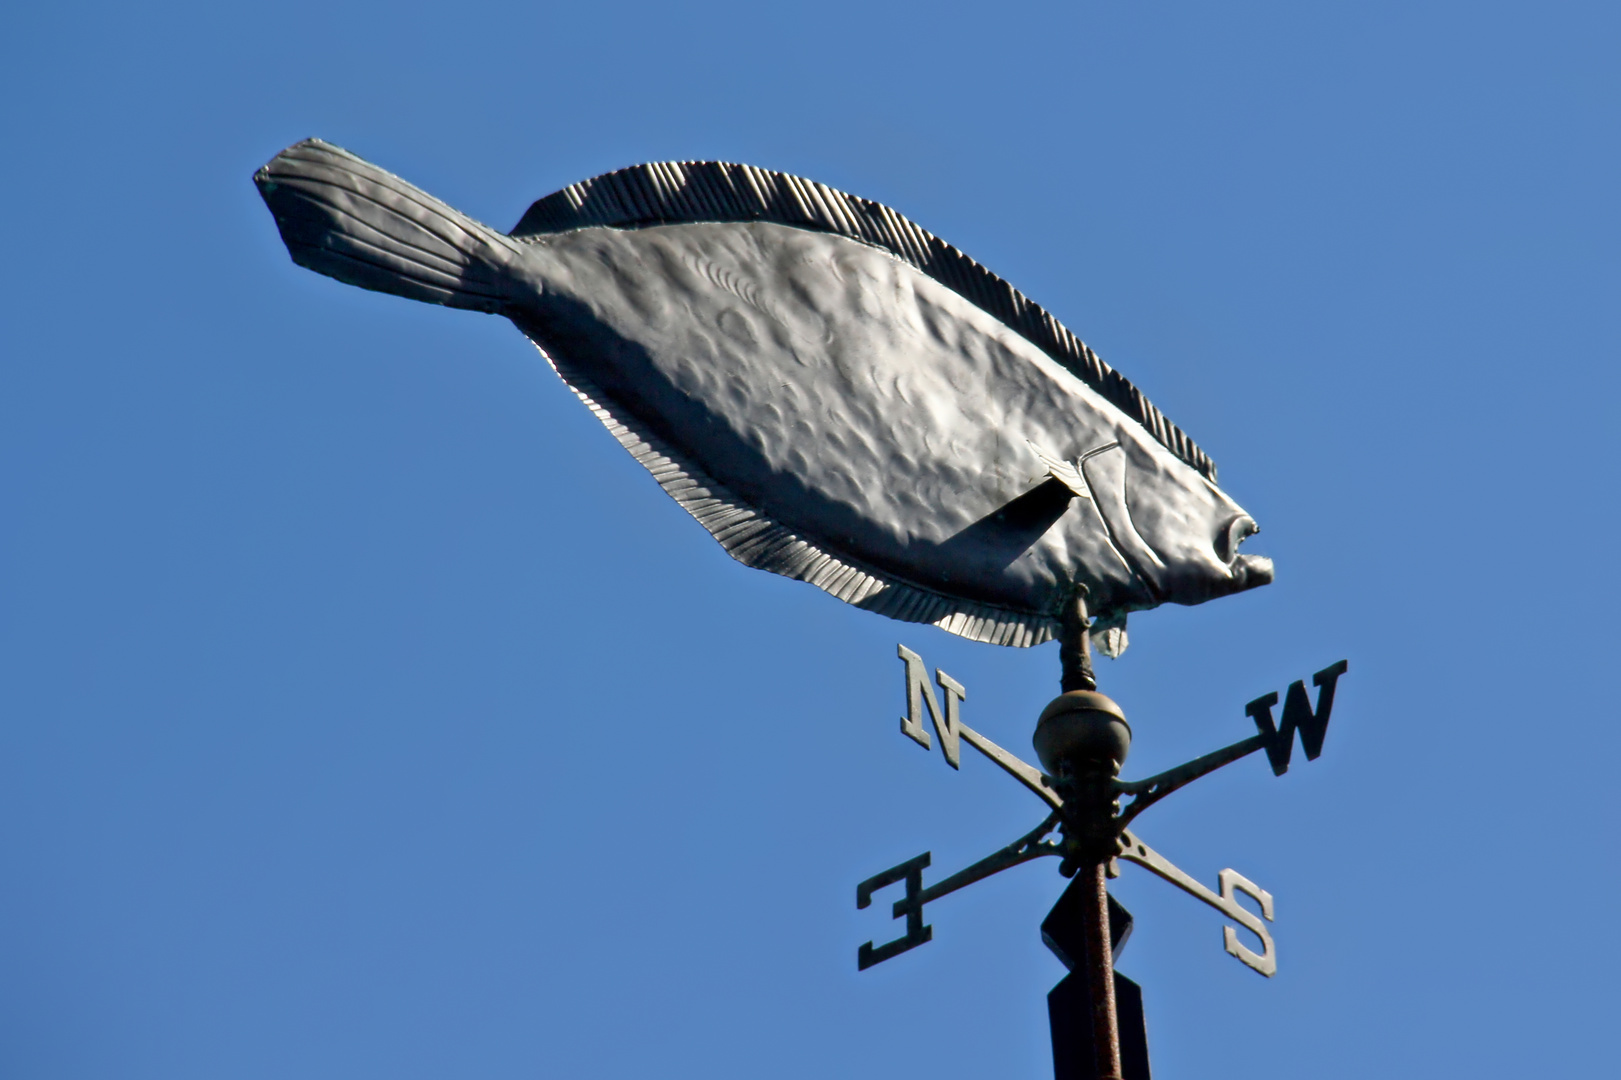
[254,139,522,314]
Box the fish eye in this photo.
[1216,515,1258,562]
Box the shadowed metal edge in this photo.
[535,340,1059,647]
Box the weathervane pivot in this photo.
[858,589,1347,1077]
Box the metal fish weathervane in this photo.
[254,139,1272,656]
[256,139,1344,1080]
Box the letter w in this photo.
[1244,660,1349,776]
[897,644,966,768]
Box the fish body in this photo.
[255,139,1272,650]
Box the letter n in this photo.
[897,644,966,768]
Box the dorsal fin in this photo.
[511,161,1217,482]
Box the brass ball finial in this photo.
[1036,583,1131,776]
[1033,690,1131,776]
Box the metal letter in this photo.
[897,645,932,750]
[1244,659,1349,776]
[935,670,966,768]
[856,853,932,970]
[1219,869,1276,976]
[896,644,966,768]
[897,645,1062,808]
[1117,829,1276,977]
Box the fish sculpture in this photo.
[255,139,1272,655]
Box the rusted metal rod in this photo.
[1080,860,1124,1080]
[1059,585,1097,693]
[1050,583,1125,1078]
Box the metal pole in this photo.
[1080,860,1124,1080]
[1059,586,1097,693]
[1055,584,1124,1079]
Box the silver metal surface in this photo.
[256,140,1274,650]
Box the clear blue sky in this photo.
[3,2,1617,1077]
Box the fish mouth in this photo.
[1230,552,1275,590]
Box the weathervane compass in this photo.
[860,590,1346,1078]
[254,138,1346,1080]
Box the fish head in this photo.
[1078,442,1273,614]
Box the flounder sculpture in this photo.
[255,139,1272,655]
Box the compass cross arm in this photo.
[957,724,1063,810]
[855,815,1062,970]
[1115,732,1268,826]
[1117,829,1276,977]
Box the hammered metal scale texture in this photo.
[255,139,1273,649]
